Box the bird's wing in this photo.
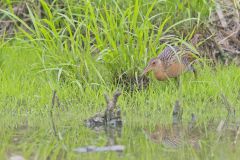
[157,46,180,61]
[157,46,181,70]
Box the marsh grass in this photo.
[1,44,240,159]
[1,0,240,160]
[1,0,213,85]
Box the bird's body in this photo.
[142,45,198,81]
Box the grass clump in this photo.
[1,0,213,85]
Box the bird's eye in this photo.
[152,61,156,65]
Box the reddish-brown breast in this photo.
[154,61,187,81]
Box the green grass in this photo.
[1,0,213,84]
[1,41,240,160]
[1,0,240,160]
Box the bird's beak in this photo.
[141,65,152,77]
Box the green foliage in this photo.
[0,0,213,85]
[1,45,240,160]
[2,1,240,160]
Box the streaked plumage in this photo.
[142,45,198,81]
[158,45,196,69]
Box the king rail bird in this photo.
[141,35,201,82]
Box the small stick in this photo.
[215,2,228,28]
[50,90,57,137]
[52,90,57,108]
[216,120,225,133]
[188,113,197,131]
[216,119,225,142]
[104,90,121,111]
[221,94,235,121]
[172,100,182,126]
[234,126,240,144]
[104,90,121,123]
[221,30,240,46]
[74,145,125,153]
[104,94,110,106]
[112,91,121,109]
[216,94,235,141]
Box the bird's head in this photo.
[141,58,162,76]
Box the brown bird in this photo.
[141,39,201,82]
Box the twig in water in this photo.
[172,100,182,126]
[216,94,236,141]
[73,145,125,153]
[216,120,225,133]
[234,126,240,144]
[104,90,121,123]
[50,90,58,137]
[188,113,197,131]
[85,90,122,128]
[172,100,183,138]
[221,94,235,123]
[233,126,240,144]
[104,90,121,110]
